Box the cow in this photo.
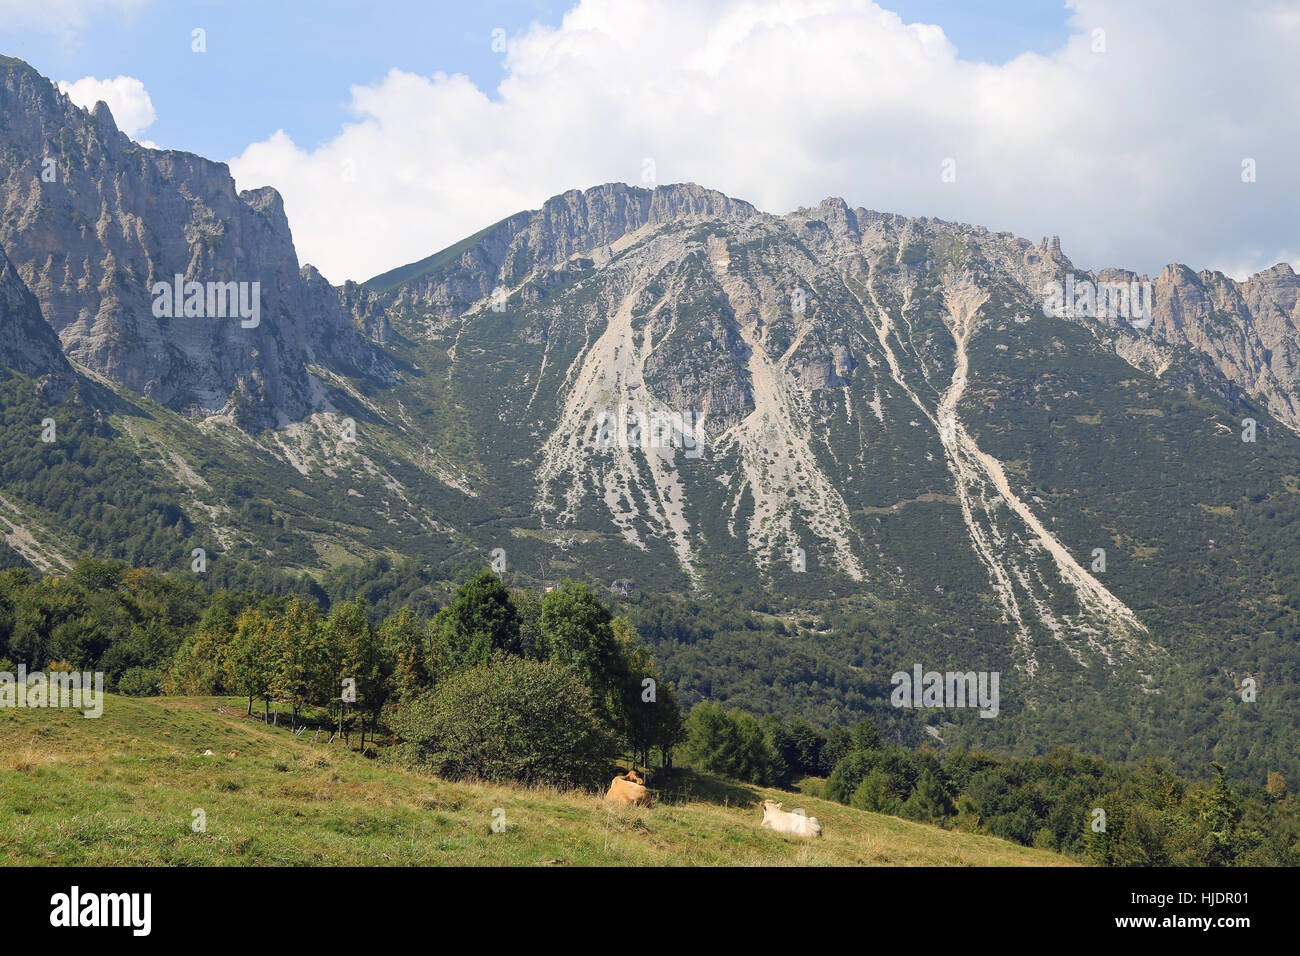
[605,769,653,807]
[759,800,823,838]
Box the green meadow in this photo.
[0,695,1071,867]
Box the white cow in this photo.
[759,800,823,838]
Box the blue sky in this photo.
[2,1,1072,160]
[4,1,566,158]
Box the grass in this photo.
[362,219,505,294]
[0,695,1074,867]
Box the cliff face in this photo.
[0,244,65,376]
[367,182,757,317]
[1144,262,1300,428]
[0,56,390,428]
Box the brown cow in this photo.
[605,769,653,807]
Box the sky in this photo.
[1,0,1295,285]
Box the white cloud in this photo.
[228,0,1300,285]
[58,75,157,138]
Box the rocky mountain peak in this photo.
[0,56,391,430]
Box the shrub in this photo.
[116,666,161,697]
[390,654,617,788]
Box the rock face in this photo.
[1141,262,1300,428]
[0,243,69,381]
[367,182,757,318]
[370,180,1300,432]
[0,56,390,429]
[337,279,394,345]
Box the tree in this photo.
[851,769,899,814]
[1111,803,1172,866]
[682,702,773,784]
[381,607,440,702]
[729,710,773,784]
[901,768,955,824]
[163,623,230,695]
[226,608,277,719]
[652,681,687,770]
[510,589,544,659]
[614,615,684,768]
[434,570,521,667]
[819,725,853,776]
[1201,762,1242,866]
[271,598,328,727]
[325,599,385,746]
[1266,772,1288,801]
[540,580,621,706]
[787,718,824,779]
[851,718,881,752]
[682,701,734,775]
[761,714,795,787]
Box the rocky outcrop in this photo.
[368,182,757,319]
[0,244,69,382]
[1084,262,1300,428]
[783,195,1300,430]
[338,279,394,345]
[0,56,391,430]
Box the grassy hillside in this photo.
[0,695,1070,867]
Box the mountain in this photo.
[361,186,1296,640]
[1,55,1297,780]
[0,54,391,431]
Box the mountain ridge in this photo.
[0,55,392,431]
[369,176,1300,434]
[3,55,1300,781]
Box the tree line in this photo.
[0,559,684,785]
[167,568,688,776]
[3,557,1296,863]
[677,704,1299,865]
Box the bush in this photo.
[390,654,617,788]
[116,666,162,697]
